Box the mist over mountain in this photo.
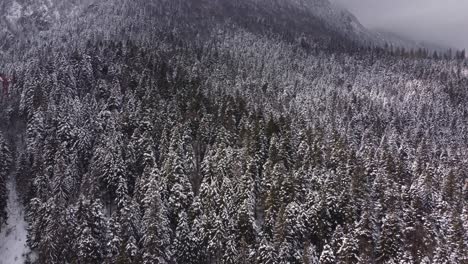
[0,1,466,263]
[332,0,468,51]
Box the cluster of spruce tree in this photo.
[0,0,467,263]
[0,132,12,228]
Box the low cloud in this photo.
[331,0,468,50]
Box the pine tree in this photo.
[303,242,320,264]
[330,225,344,254]
[275,202,305,263]
[337,230,359,264]
[236,158,257,247]
[206,211,227,263]
[257,237,277,264]
[128,113,155,180]
[173,211,193,263]
[163,128,194,229]
[433,240,450,264]
[134,151,159,215]
[0,133,12,228]
[398,250,415,264]
[222,217,239,264]
[377,212,401,263]
[73,197,108,263]
[26,109,45,157]
[263,162,288,238]
[319,244,336,264]
[188,197,207,264]
[51,144,77,206]
[107,174,141,263]
[445,209,466,263]
[89,113,127,216]
[199,148,225,262]
[34,197,72,264]
[141,176,172,264]
[355,208,374,262]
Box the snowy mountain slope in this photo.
[1,0,59,35]
[280,0,380,44]
[1,0,453,57]
[0,0,384,53]
[1,0,57,50]
[212,0,381,45]
[0,0,466,263]
[0,178,35,264]
[0,0,92,51]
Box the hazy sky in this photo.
[331,0,468,50]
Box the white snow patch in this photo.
[406,80,423,89]
[0,178,34,264]
[462,68,468,78]
[6,1,23,23]
[54,10,60,20]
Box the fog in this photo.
[331,0,468,50]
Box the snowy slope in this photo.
[1,0,454,54]
[2,0,57,32]
[0,0,385,52]
[0,178,34,264]
[0,0,91,51]
[300,0,379,44]
[245,0,380,45]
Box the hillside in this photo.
[0,0,467,263]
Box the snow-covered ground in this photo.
[0,177,34,264]
[463,68,468,78]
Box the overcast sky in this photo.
[331,0,468,50]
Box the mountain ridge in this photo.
[0,0,384,53]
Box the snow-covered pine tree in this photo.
[107,174,141,263]
[275,201,305,263]
[89,114,126,215]
[355,208,375,262]
[141,177,172,264]
[256,237,277,264]
[173,211,194,263]
[377,211,402,263]
[337,230,359,263]
[303,242,320,264]
[73,197,108,263]
[188,197,208,263]
[236,157,257,248]
[319,243,336,264]
[0,132,11,229]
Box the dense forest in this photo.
[0,0,467,263]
